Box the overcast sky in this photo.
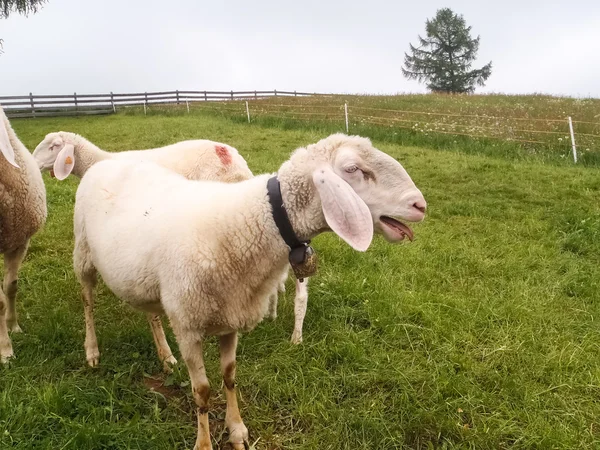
[0,0,599,97]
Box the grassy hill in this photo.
[1,108,600,449]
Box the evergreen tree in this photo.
[402,8,492,93]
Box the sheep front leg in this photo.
[146,313,177,372]
[177,333,213,450]
[219,332,249,449]
[3,242,29,333]
[0,289,13,363]
[291,278,309,344]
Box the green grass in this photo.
[2,110,600,449]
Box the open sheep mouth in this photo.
[380,216,414,241]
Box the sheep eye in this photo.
[345,165,359,173]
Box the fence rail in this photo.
[0,89,321,118]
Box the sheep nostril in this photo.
[413,200,427,213]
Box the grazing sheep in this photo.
[33,132,309,371]
[73,133,426,449]
[0,106,47,363]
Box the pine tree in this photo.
[402,8,492,94]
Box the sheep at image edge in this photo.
[72,132,426,449]
[0,106,47,363]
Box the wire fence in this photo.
[165,98,599,163]
[2,90,598,163]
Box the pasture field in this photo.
[1,109,600,449]
[126,93,600,166]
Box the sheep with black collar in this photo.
[72,132,426,450]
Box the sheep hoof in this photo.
[1,351,14,365]
[86,353,100,368]
[290,332,303,345]
[229,439,250,450]
[227,423,249,450]
[193,441,213,450]
[8,322,22,333]
[162,355,178,373]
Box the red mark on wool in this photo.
[215,145,232,166]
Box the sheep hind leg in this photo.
[80,268,99,367]
[146,313,177,372]
[219,332,249,450]
[74,231,100,368]
[0,288,14,364]
[266,270,287,320]
[291,278,309,344]
[4,242,29,333]
[266,292,278,320]
[173,327,213,450]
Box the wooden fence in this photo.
[0,90,319,118]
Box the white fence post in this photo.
[246,101,250,123]
[143,102,147,116]
[110,91,115,113]
[568,116,577,163]
[186,98,190,114]
[344,103,349,133]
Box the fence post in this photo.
[246,101,250,123]
[254,90,257,99]
[29,92,35,118]
[568,116,577,163]
[186,98,190,114]
[204,91,207,101]
[274,89,277,97]
[176,90,180,105]
[110,91,116,113]
[294,90,297,97]
[231,90,234,100]
[74,92,78,113]
[344,103,349,133]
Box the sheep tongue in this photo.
[380,216,414,241]
[50,169,55,178]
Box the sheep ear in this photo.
[53,144,75,180]
[312,165,373,251]
[0,114,19,168]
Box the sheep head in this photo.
[281,133,426,251]
[32,132,75,179]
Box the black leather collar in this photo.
[267,176,309,256]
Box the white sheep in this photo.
[33,132,310,371]
[32,131,253,182]
[73,133,426,449]
[0,106,47,363]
